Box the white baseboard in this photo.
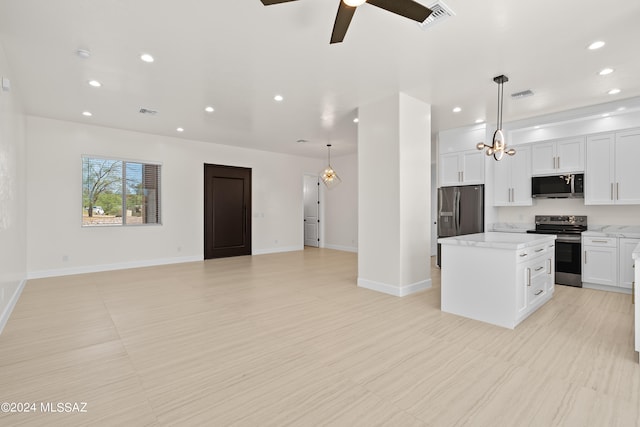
[27,255,203,279]
[324,244,358,253]
[0,279,27,335]
[252,246,302,255]
[583,282,632,295]
[357,277,432,297]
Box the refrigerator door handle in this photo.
[454,189,461,235]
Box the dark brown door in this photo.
[204,164,251,259]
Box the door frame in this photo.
[204,164,252,259]
[303,173,325,248]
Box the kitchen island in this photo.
[438,232,556,329]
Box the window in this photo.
[82,156,161,226]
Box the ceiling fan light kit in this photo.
[476,74,516,161]
[260,0,433,44]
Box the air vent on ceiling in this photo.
[511,90,535,99]
[139,108,158,115]
[419,1,455,30]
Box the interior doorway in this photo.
[204,164,252,259]
[303,174,320,247]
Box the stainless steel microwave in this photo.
[531,173,584,199]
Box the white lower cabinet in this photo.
[516,242,555,323]
[620,238,640,290]
[582,236,617,287]
[582,235,640,291]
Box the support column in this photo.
[357,93,431,296]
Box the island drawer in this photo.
[583,236,616,247]
[528,274,547,303]
[529,258,550,280]
[517,243,550,263]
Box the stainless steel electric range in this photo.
[526,215,587,287]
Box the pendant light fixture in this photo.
[476,74,516,161]
[321,143,341,189]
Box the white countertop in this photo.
[584,225,640,239]
[438,232,556,250]
[633,242,640,261]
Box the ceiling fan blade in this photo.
[260,0,298,5]
[330,2,357,44]
[367,0,432,22]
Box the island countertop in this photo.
[438,232,556,250]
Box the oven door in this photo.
[555,234,582,287]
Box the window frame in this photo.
[81,155,163,227]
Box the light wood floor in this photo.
[1,248,639,426]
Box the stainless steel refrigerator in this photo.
[437,184,484,266]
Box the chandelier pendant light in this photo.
[476,74,516,161]
[321,143,341,189]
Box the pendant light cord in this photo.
[496,80,503,130]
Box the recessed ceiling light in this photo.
[452,107,462,113]
[588,41,605,50]
[353,118,359,123]
[608,88,621,95]
[599,68,614,76]
[296,139,308,144]
[176,127,184,132]
[205,106,215,113]
[82,111,92,117]
[88,80,102,88]
[534,126,541,129]
[140,53,154,63]
[475,119,484,124]
[76,49,91,59]
[344,0,367,6]
[274,94,284,102]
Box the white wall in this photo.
[323,153,358,252]
[26,116,322,277]
[0,42,27,332]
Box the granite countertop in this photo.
[438,232,556,250]
[583,225,640,239]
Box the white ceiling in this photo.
[0,0,639,158]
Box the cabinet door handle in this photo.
[535,248,544,253]
[520,253,528,257]
[617,182,619,200]
[535,266,544,271]
[591,240,608,243]
[535,289,544,296]
[512,188,515,202]
[584,251,587,264]
[547,258,552,274]
[611,183,614,201]
[557,156,560,170]
[461,171,464,182]
[527,268,531,286]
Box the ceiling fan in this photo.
[260,0,433,44]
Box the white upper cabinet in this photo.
[531,137,585,176]
[614,129,640,204]
[439,150,484,187]
[585,129,640,205]
[493,145,532,206]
